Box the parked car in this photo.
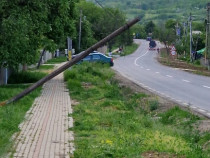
[73,51,114,66]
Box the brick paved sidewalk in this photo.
[11,65,74,158]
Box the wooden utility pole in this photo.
[0,16,141,106]
[189,13,193,62]
[206,3,210,70]
[78,10,82,51]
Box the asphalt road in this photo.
[113,39,210,115]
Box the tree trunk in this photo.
[22,63,27,71]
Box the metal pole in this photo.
[0,16,140,106]
[78,10,82,51]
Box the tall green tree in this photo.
[0,0,50,71]
[0,0,79,71]
[145,21,155,35]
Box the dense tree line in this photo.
[0,0,79,71]
[0,0,133,71]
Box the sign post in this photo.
[67,37,72,61]
[170,46,176,59]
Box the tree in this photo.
[157,27,176,55]
[0,0,79,71]
[131,24,147,39]
[0,0,50,71]
[45,0,78,49]
[165,19,177,29]
[145,21,155,35]
[77,1,129,51]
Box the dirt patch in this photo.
[141,151,185,158]
[82,82,93,89]
[196,120,210,133]
[71,99,80,106]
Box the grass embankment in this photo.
[112,43,139,56]
[64,62,210,158]
[158,48,210,77]
[0,85,42,157]
[0,64,56,157]
[46,56,67,64]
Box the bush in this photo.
[8,71,46,84]
[149,100,159,111]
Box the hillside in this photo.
[87,0,209,23]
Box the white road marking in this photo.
[146,69,150,71]
[155,72,160,74]
[203,85,210,89]
[166,75,173,78]
[182,79,190,83]
[134,51,149,66]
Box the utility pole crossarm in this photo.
[0,16,141,106]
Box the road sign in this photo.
[170,46,176,56]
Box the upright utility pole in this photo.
[206,3,210,70]
[78,10,82,51]
[189,13,193,62]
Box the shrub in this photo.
[8,71,46,84]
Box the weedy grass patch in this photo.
[120,43,139,56]
[8,71,47,84]
[0,85,41,157]
[64,62,209,158]
[45,56,67,64]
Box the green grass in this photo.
[112,43,139,56]
[0,84,41,157]
[8,71,47,84]
[36,65,54,70]
[121,43,139,56]
[45,56,67,64]
[64,62,209,158]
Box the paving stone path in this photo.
[12,64,74,158]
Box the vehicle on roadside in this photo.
[73,51,114,66]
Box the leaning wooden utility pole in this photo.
[0,16,141,106]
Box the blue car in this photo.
[74,51,114,66]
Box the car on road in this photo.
[73,51,114,66]
[149,40,157,50]
[146,37,152,41]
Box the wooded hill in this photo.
[87,0,209,23]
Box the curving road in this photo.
[113,39,210,116]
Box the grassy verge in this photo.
[112,43,139,56]
[64,62,210,158]
[0,67,49,156]
[158,48,210,77]
[8,71,47,84]
[45,56,67,64]
[0,85,41,157]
